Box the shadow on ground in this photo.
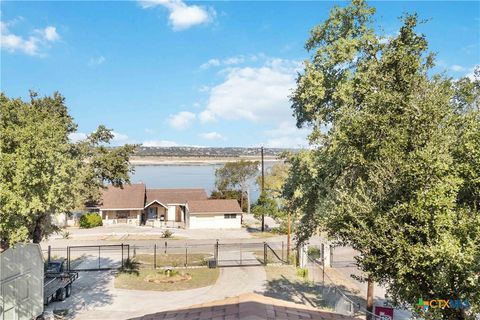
[263,275,368,316]
[45,257,117,318]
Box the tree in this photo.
[286,0,480,318]
[214,160,259,211]
[0,92,136,249]
[253,162,289,221]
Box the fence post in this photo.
[154,244,157,269]
[321,243,325,285]
[164,241,167,254]
[329,244,333,268]
[47,245,51,264]
[127,244,130,260]
[121,243,124,268]
[214,239,219,264]
[67,246,70,271]
[263,242,267,266]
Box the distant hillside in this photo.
[135,146,299,158]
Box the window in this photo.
[224,214,236,219]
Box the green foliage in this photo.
[307,247,321,260]
[161,230,173,238]
[79,213,103,228]
[119,258,140,276]
[213,160,259,211]
[296,267,308,279]
[0,92,136,248]
[251,193,285,221]
[256,162,290,197]
[286,1,480,318]
[215,160,259,191]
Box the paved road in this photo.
[45,264,267,320]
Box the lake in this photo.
[130,163,277,202]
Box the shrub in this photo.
[296,267,308,279]
[61,230,70,239]
[307,246,321,260]
[79,213,103,228]
[161,229,173,238]
[119,258,140,276]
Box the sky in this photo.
[1,1,479,148]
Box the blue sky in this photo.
[1,1,479,148]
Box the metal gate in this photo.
[67,244,130,271]
[214,241,266,267]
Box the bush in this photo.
[307,246,321,260]
[79,213,103,228]
[161,229,173,238]
[296,267,308,279]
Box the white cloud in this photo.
[1,21,60,56]
[143,139,179,147]
[68,132,88,143]
[200,59,220,69]
[199,54,261,70]
[42,26,60,42]
[451,64,467,72]
[263,121,309,148]
[199,58,301,123]
[199,131,225,140]
[89,56,106,66]
[139,0,215,31]
[168,111,196,130]
[111,131,132,145]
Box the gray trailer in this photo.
[43,260,78,305]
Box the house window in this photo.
[224,214,236,219]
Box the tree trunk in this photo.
[32,214,45,243]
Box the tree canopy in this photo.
[284,0,480,318]
[0,92,136,248]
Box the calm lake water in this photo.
[131,163,277,201]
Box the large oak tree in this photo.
[284,1,480,318]
[0,92,136,248]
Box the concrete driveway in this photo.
[45,265,267,320]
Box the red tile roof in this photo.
[146,189,208,206]
[99,183,146,210]
[129,293,356,320]
[188,199,242,214]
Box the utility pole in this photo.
[261,146,265,232]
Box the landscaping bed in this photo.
[115,267,219,291]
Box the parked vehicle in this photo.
[43,260,78,305]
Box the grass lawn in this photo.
[115,267,220,291]
[134,253,212,267]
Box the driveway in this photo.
[46,265,267,320]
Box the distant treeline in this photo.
[134,146,300,158]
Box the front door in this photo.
[147,207,157,220]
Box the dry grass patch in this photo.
[134,253,211,267]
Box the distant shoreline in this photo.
[130,156,282,166]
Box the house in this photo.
[99,183,146,225]
[95,183,241,229]
[186,199,243,229]
[144,188,208,227]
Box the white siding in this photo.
[167,205,176,221]
[188,213,241,229]
[1,244,44,320]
